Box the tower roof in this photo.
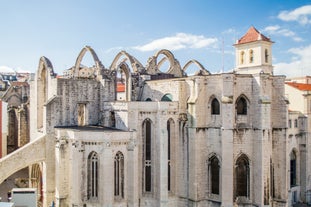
[236,26,272,45]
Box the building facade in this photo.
[0,27,307,207]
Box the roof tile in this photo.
[236,26,272,44]
[286,82,311,91]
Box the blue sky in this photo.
[0,0,311,77]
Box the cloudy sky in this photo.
[0,1,310,77]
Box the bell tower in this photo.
[234,26,274,74]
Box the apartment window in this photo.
[88,152,98,199]
[294,119,298,128]
[209,156,220,195]
[236,97,247,115]
[211,98,220,115]
[235,154,249,198]
[144,119,152,192]
[114,151,124,198]
[289,119,292,128]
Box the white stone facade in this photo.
[1,27,308,207]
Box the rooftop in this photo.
[236,26,272,45]
[286,82,311,91]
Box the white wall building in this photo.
[0,27,307,207]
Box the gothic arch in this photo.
[208,152,222,164]
[37,56,55,131]
[37,56,55,80]
[73,46,104,78]
[183,59,210,76]
[110,50,145,73]
[236,94,250,115]
[146,49,183,77]
[209,95,221,115]
[30,163,43,203]
[115,61,132,101]
[234,153,250,198]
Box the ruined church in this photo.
[0,26,304,207]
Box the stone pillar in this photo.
[156,107,168,207]
[221,129,234,207]
[43,134,56,207]
[126,134,139,207]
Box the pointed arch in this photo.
[114,151,124,198]
[73,46,104,78]
[235,154,250,198]
[30,163,43,203]
[37,56,55,131]
[87,151,99,199]
[209,96,220,115]
[37,56,55,79]
[236,95,249,115]
[208,154,221,195]
[142,118,153,192]
[115,61,132,101]
[146,49,184,77]
[183,59,210,76]
[110,50,145,73]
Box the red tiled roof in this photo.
[286,82,311,91]
[117,83,125,92]
[236,26,272,44]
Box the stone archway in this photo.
[73,46,104,78]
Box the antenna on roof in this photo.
[221,37,224,73]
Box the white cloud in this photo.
[278,5,311,25]
[133,33,218,52]
[274,44,311,77]
[0,66,15,73]
[263,25,302,42]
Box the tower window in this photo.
[249,50,254,63]
[240,51,245,64]
[265,49,269,63]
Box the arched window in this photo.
[145,98,152,101]
[209,155,220,195]
[290,151,297,186]
[211,98,220,115]
[237,97,247,115]
[235,154,249,198]
[249,50,254,63]
[240,51,245,64]
[143,119,152,192]
[114,151,124,198]
[161,94,172,102]
[88,152,98,199]
[265,49,269,63]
